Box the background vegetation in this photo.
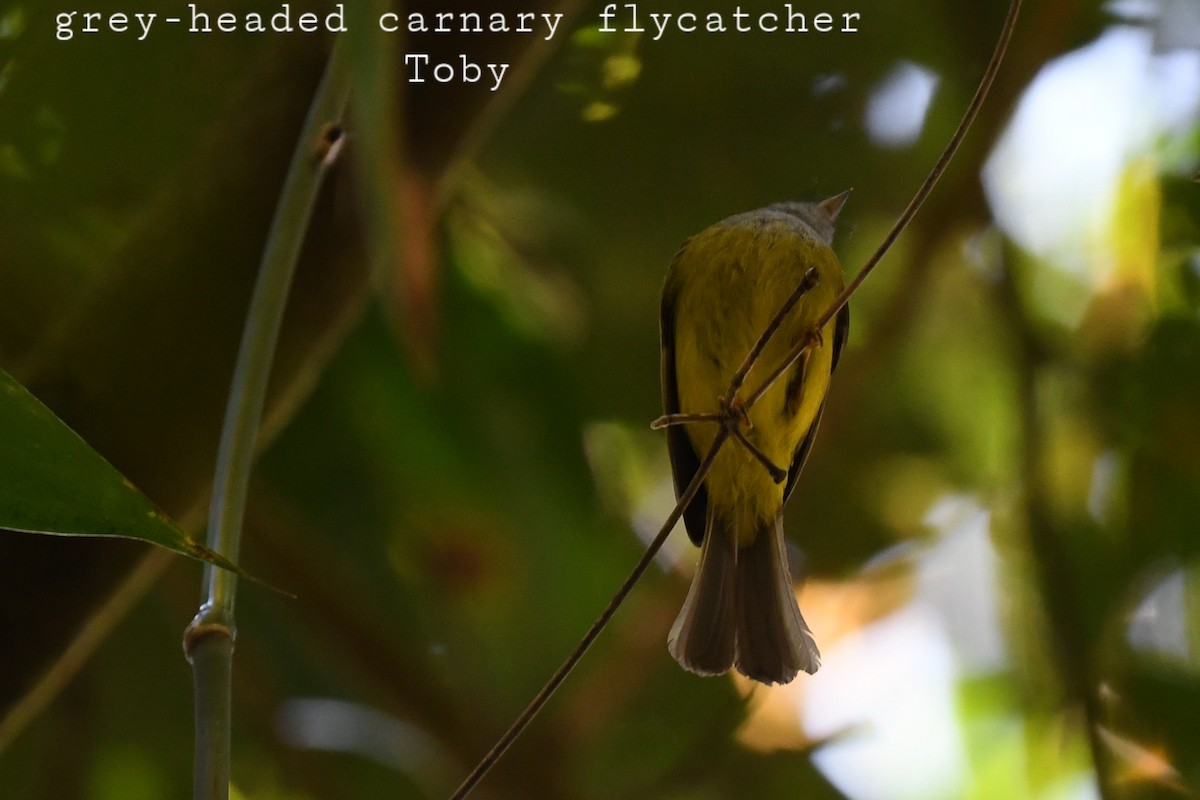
[1,0,1198,797]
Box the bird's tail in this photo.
[669,512,820,684]
[734,515,820,684]
[668,511,737,676]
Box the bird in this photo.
[659,192,850,685]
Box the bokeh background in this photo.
[2,0,1199,797]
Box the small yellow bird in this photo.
[659,193,850,685]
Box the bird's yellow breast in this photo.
[668,215,843,545]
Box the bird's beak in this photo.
[818,189,852,221]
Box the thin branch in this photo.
[729,425,788,483]
[818,0,1022,334]
[721,267,820,407]
[743,0,1024,410]
[448,428,730,800]
[183,37,353,800]
[744,333,817,412]
[650,411,722,430]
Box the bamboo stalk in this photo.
[182,37,352,800]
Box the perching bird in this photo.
[659,193,850,685]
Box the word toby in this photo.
[402,54,510,92]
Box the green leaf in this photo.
[0,366,242,574]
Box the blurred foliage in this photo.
[2,0,1200,798]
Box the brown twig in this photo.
[649,411,723,430]
[728,425,789,483]
[742,0,1024,410]
[722,267,821,407]
[447,428,730,800]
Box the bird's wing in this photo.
[832,302,850,372]
[661,264,710,546]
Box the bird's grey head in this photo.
[770,190,851,246]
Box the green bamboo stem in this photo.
[183,37,352,800]
[190,633,234,799]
